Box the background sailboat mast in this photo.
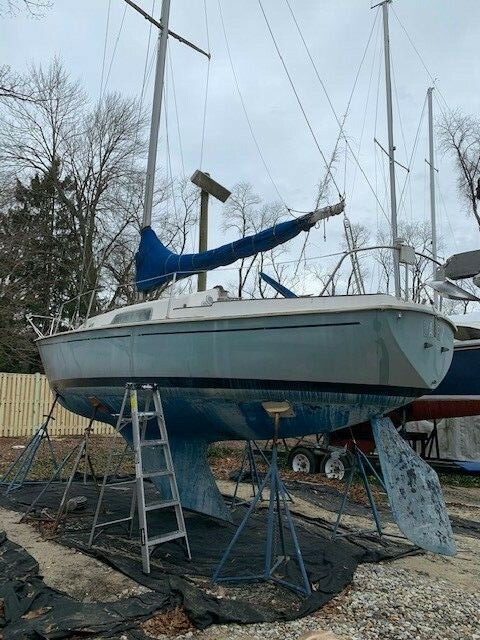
[427,86,438,305]
[142,0,171,229]
[381,0,401,297]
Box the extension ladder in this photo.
[88,383,191,574]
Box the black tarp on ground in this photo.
[0,530,170,639]
[0,481,416,638]
[285,479,480,540]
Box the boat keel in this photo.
[143,436,232,522]
[371,416,456,556]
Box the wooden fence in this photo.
[0,372,113,437]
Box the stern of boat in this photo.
[383,307,454,391]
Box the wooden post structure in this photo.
[191,170,231,292]
[198,184,210,291]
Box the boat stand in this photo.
[213,402,311,597]
[21,407,100,531]
[230,440,293,509]
[230,440,267,509]
[1,395,60,495]
[332,441,386,539]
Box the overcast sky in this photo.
[2,0,480,293]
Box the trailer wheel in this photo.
[288,447,318,474]
[321,451,353,480]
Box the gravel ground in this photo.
[146,562,480,640]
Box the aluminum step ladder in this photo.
[88,383,191,574]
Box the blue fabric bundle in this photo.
[135,214,314,292]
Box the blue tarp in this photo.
[135,214,316,292]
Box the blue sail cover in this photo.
[136,213,317,292]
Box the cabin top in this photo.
[77,287,452,332]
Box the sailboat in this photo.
[397,87,480,424]
[36,0,455,522]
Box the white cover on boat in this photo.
[408,417,480,461]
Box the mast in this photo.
[381,0,401,297]
[427,86,438,305]
[142,0,171,229]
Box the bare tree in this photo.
[255,248,296,299]
[308,262,341,296]
[222,183,286,298]
[104,176,199,307]
[436,278,479,316]
[0,0,52,16]
[375,221,441,301]
[438,110,480,229]
[341,221,370,294]
[0,59,147,316]
[0,65,36,102]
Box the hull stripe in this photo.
[52,376,424,398]
[138,321,360,337]
[47,321,360,344]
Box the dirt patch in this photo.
[142,606,194,638]
[0,506,149,602]
[392,535,480,593]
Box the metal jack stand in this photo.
[213,402,311,597]
[332,441,386,539]
[21,405,101,531]
[230,440,293,509]
[230,440,267,509]
[1,395,60,494]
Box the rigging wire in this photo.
[284,0,389,220]
[103,3,128,94]
[75,1,158,308]
[374,32,383,232]
[139,0,157,106]
[390,54,415,222]
[199,0,211,169]
[217,0,288,210]
[391,7,450,116]
[99,0,112,98]
[168,48,185,176]
[423,134,429,225]
[349,14,381,203]
[257,0,342,200]
[164,52,178,220]
[79,0,119,310]
[391,56,409,168]
[397,93,427,218]
[122,0,157,225]
[437,177,458,250]
[374,15,393,232]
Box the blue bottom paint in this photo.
[53,384,420,521]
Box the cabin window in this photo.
[111,308,152,325]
